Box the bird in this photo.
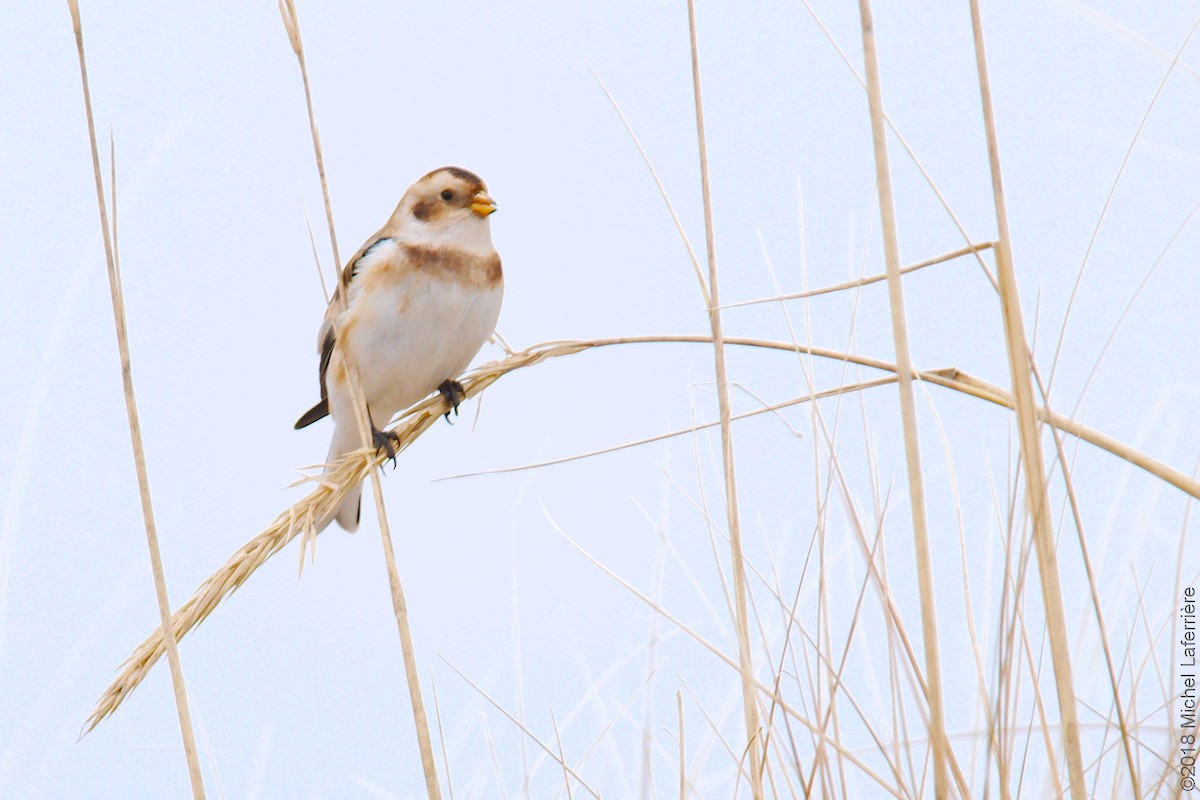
[294,166,503,532]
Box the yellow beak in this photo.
[470,191,497,217]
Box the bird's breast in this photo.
[336,253,503,420]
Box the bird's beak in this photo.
[470,191,497,217]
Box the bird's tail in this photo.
[318,421,364,533]
[334,480,363,533]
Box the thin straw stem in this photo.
[684,2,763,794]
[589,66,710,309]
[966,3,1088,797]
[66,2,206,797]
[1046,13,1200,393]
[277,1,441,795]
[678,691,686,800]
[441,658,602,799]
[853,2,951,796]
[430,673,456,800]
[722,241,995,310]
[550,708,573,800]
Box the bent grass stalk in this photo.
[84,334,1200,737]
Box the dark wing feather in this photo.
[293,237,394,430]
[317,324,335,400]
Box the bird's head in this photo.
[394,166,497,253]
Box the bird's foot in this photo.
[372,425,401,468]
[438,379,466,424]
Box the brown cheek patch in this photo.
[411,200,434,221]
[401,243,502,289]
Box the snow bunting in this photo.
[294,166,503,532]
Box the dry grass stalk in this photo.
[550,708,573,800]
[545,508,904,796]
[84,335,1200,735]
[722,241,996,310]
[536,659,658,791]
[429,673,456,800]
[927,367,1198,498]
[589,67,709,309]
[1040,200,1200,800]
[1043,388,1137,792]
[1046,15,1200,393]
[924,384,1008,787]
[441,658,601,799]
[796,0,1005,298]
[761,204,854,798]
[966,3,1088,796]
[444,376,895,480]
[276,1,441,794]
[66,2,206,797]
[854,1,951,796]
[677,690,685,800]
[684,2,764,794]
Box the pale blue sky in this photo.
[2,1,1198,797]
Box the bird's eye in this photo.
[440,189,455,201]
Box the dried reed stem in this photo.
[677,690,685,800]
[1041,396,1136,794]
[441,658,602,799]
[589,67,710,309]
[722,241,995,310]
[1046,14,1200,393]
[547,510,903,797]
[966,3,1088,796]
[854,1,951,796]
[550,708,573,800]
[684,2,762,794]
[443,376,895,480]
[67,2,206,797]
[796,0,1003,298]
[430,673,456,800]
[276,2,441,795]
[84,335,1200,731]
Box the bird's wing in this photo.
[294,235,395,429]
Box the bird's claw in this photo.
[372,425,401,469]
[438,379,466,424]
